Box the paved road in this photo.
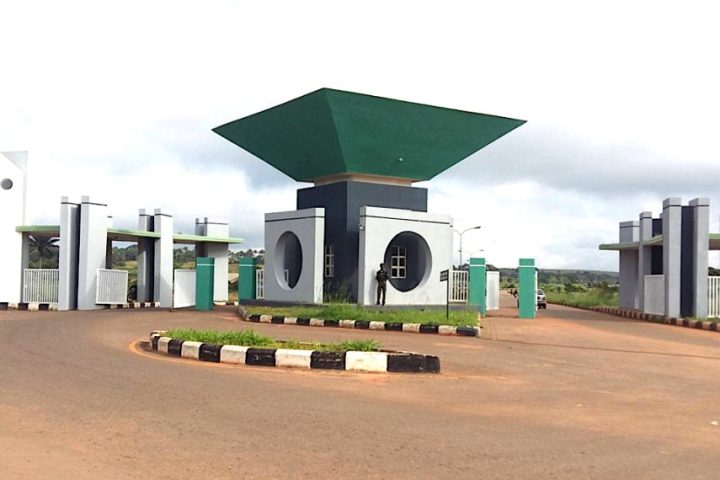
[1,301,719,479]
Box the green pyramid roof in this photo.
[213,88,525,182]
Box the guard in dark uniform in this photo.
[376,263,389,306]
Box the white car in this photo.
[537,289,547,309]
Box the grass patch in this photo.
[166,328,380,352]
[244,303,478,326]
[546,288,619,309]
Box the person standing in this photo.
[376,263,389,306]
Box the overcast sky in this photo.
[2,0,719,271]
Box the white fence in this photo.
[174,269,196,308]
[96,269,129,305]
[256,268,264,299]
[709,276,720,318]
[22,269,59,304]
[450,270,468,303]
[643,274,665,316]
[449,269,499,309]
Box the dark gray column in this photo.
[105,239,113,270]
[136,209,154,302]
[58,198,80,310]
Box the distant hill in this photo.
[495,268,618,287]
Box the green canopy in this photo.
[214,88,525,182]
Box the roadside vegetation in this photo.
[244,304,478,326]
[542,283,619,308]
[166,328,380,352]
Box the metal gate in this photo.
[174,269,196,308]
[22,269,60,304]
[450,270,468,303]
[96,269,129,304]
[709,276,720,318]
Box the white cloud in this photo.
[2,0,719,270]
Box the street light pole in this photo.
[453,225,482,266]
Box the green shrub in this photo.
[165,328,381,352]
[242,303,478,327]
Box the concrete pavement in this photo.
[1,302,719,479]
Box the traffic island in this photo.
[147,330,441,374]
[236,306,481,337]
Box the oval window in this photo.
[275,231,303,289]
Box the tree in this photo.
[28,236,59,268]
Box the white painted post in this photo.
[77,196,108,310]
[153,209,174,308]
[58,197,80,310]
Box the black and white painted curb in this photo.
[0,302,58,311]
[238,310,480,337]
[148,332,440,374]
[590,306,720,333]
[215,301,240,307]
[108,302,161,310]
[0,301,161,311]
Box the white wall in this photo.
[357,206,452,306]
[0,152,26,303]
[644,274,665,316]
[264,208,324,304]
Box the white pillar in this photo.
[136,209,154,303]
[618,220,639,309]
[153,209,174,307]
[197,217,229,303]
[690,198,710,318]
[663,198,682,318]
[58,197,80,310]
[637,211,653,311]
[0,152,26,303]
[77,196,108,310]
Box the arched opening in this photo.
[275,231,303,289]
[383,231,432,292]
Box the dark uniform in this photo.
[376,265,389,306]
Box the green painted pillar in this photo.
[238,257,257,301]
[468,257,487,316]
[196,257,215,311]
[518,258,536,319]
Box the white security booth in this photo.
[357,207,452,306]
[263,208,325,304]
